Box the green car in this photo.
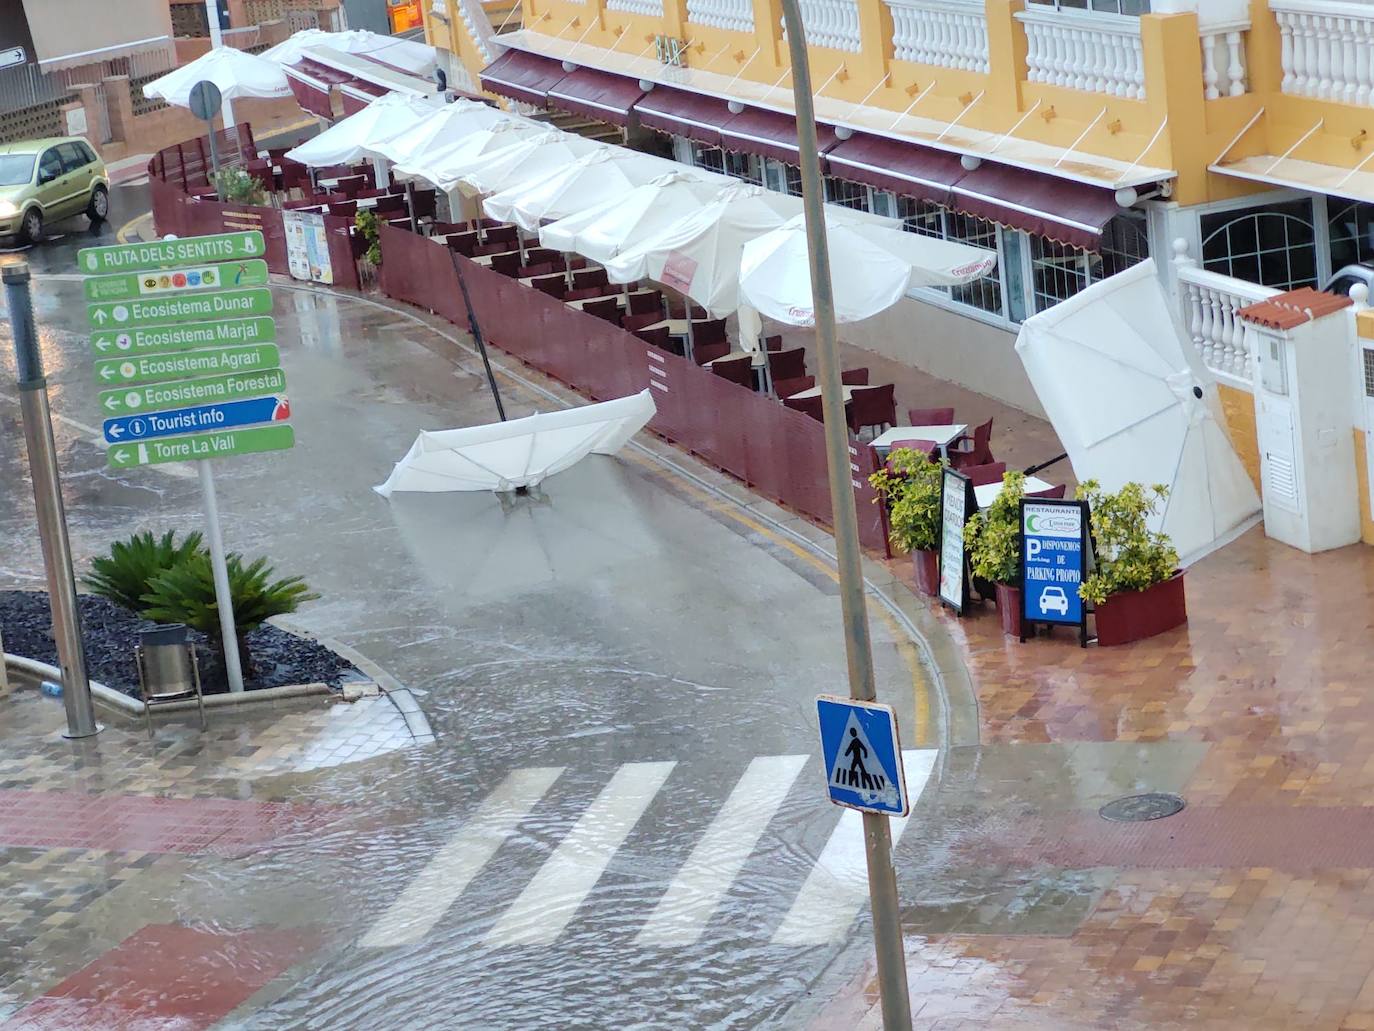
[0,136,109,243]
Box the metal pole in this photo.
[204,0,236,131]
[453,257,508,421]
[776,5,912,1028]
[196,460,245,693]
[207,127,223,201]
[5,263,100,738]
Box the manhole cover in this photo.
[1099,793,1186,823]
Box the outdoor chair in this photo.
[329,200,358,218]
[907,406,956,426]
[841,367,870,386]
[519,262,556,278]
[692,318,728,347]
[884,439,939,468]
[564,286,606,302]
[582,297,622,323]
[694,341,731,365]
[475,217,504,229]
[430,220,469,235]
[765,335,784,352]
[489,252,522,277]
[446,232,480,256]
[283,197,323,210]
[531,274,567,299]
[767,347,807,383]
[354,187,387,199]
[783,394,826,422]
[1028,483,1068,499]
[266,147,290,164]
[951,417,995,469]
[712,355,755,389]
[568,256,589,271]
[372,194,407,215]
[410,188,438,221]
[773,375,814,399]
[324,192,348,204]
[471,241,514,257]
[621,311,663,333]
[962,462,1007,487]
[634,326,673,352]
[846,384,897,438]
[483,225,518,246]
[627,290,663,315]
[573,267,609,290]
[336,176,367,198]
[525,247,562,266]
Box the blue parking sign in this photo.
[1020,499,1090,645]
[816,696,909,816]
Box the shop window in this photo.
[1030,236,1092,313]
[1329,200,1374,274]
[689,143,761,184]
[1200,199,1316,291]
[895,197,1003,317]
[824,176,870,211]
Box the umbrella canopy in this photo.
[368,99,517,165]
[284,92,439,167]
[261,29,437,76]
[1015,260,1261,564]
[439,130,604,197]
[482,148,676,232]
[142,47,291,106]
[538,170,728,264]
[374,390,656,495]
[390,119,546,186]
[739,216,999,326]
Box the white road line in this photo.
[487,761,677,947]
[360,766,564,948]
[637,754,808,947]
[771,750,938,946]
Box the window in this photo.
[0,154,34,186]
[1094,212,1150,280]
[894,197,1004,317]
[1030,237,1092,313]
[689,141,725,175]
[1025,0,1149,13]
[57,143,89,173]
[691,142,762,184]
[1328,200,1374,274]
[1200,199,1316,291]
[37,148,62,182]
[824,176,870,211]
[762,158,803,197]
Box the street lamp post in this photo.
[774,3,914,1028]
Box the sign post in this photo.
[938,468,973,614]
[816,696,909,817]
[188,79,224,198]
[78,231,292,693]
[1019,498,1091,647]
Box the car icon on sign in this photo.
[1039,586,1070,616]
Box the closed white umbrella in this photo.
[739,215,998,326]
[440,130,603,197]
[262,29,437,76]
[369,99,517,165]
[391,119,545,186]
[482,148,676,232]
[284,92,439,167]
[1014,260,1261,564]
[142,47,290,106]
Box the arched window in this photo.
[1329,200,1374,272]
[1200,199,1316,291]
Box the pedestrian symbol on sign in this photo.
[816,696,909,817]
[828,716,896,808]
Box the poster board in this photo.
[1019,498,1090,647]
[938,467,973,613]
[283,210,334,285]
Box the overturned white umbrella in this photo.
[739,215,999,326]
[1015,260,1261,565]
[374,390,657,495]
[390,119,546,187]
[369,99,517,165]
[440,130,604,198]
[483,148,677,232]
[284,92,440,167]
[261,28,437,76]
[142,47,290,107]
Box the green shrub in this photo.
[83,530,206,613]
[213,166,267,206]
[355,209,382,266]
[964,470,1025,585]
[868,447,945,553]
[1076,479,1179,606]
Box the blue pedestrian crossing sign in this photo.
[816,696,909,817]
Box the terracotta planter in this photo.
[911,548,939,597]
[994,582,1021,637]
[1093,571,1187,646]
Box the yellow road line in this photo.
[115,212,152,244]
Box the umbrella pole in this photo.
[1024,452,1068,477]
[453,256,507,421]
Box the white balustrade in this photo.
[1015,7,1145,99]
[1272,0,1374,106]
[885,0,989,71]
[1174,241,1278,385]
[1200,25,1250,98]
[456,0,499,60]
[782,0,862,51]
[686,0,754,33]
[608,0,665,15]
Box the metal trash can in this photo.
[135,623,207,737]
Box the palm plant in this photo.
[83,530,205,612]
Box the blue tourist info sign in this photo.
[815,696,909,817]
[1019,498,1091,646]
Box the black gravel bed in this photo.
[0,591,359,698]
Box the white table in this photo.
[974,475,1055,509]
[641,319,690,336]
[789,384,856,402]
[870,423,967,458]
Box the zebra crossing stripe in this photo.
[771,750,938,946]
[486,761,677,947]
[359,766,565,948]
[636,754,808,947]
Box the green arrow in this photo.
[90,316,276,358]
[99,367,287,417]
[107,424,295,469]
[88,287,273,329]
[84,259,269,301]
[95,344,281,386]
[78,232,266,275]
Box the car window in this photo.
[57,142,88,173]
[0,153,35,186]
[37,148,62,182]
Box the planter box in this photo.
[1094,571,1187,646]
[912,549,939,597]
[994,582,1021,637]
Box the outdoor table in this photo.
[870,423,967,460]
[789,384,856,402]
[974,475,1054,510]
[703,350,767,368]
[641,319,690,337]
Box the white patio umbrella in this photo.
[482,148,677,232]
[739,216,999,326]
[142,47,291,106]
[538,170,729,264]
[284,92,439,167]
[390,119,546,186]
[261,29,437,76]
[440,130,604,198]
[1015,260,1261,565]
[369,99,518,165]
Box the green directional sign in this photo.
[91,316,277,358]
[107,424,295,469]
[78,232,266,275]
[95,344,280,387]
[88,288,274,329]
[99,367,288,417]
[84,259,270,302]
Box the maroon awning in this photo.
[284,68,333,120]
[547,67,645,126]
[719,106,838,165]
[634,87,733,148]
[479,49,564,107]
[339,80,387,116]
[950,163,1121,250]
[824,132,966,207]
[295,58,355,86]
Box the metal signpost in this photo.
[816,697,910,817]
[78,231,292,693]
[188,80,225,197]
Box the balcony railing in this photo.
[790,0,863,52]
[686,0,754,33]
[1200,23,1250,98]
[1272,0,1374,106]
[1015,6,1145,99]
[886,0,989,72]
[1174,242,1278,386]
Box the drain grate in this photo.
[1099,792,1186,823]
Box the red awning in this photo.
[480,49,565,107]
[296,58,355,86]
[547,67,645,126]
[824,132,966,207]
[634,87,734,148]
[950,162,1121,251]
[719,106,838,166]
[284,68,333,120]
[339,80,387,116]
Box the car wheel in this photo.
[87,185,109,224]
[19,207,42,244]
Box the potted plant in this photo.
[869,447,944,596]
[1076,480,1186,646]
[964,470,1025,636]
